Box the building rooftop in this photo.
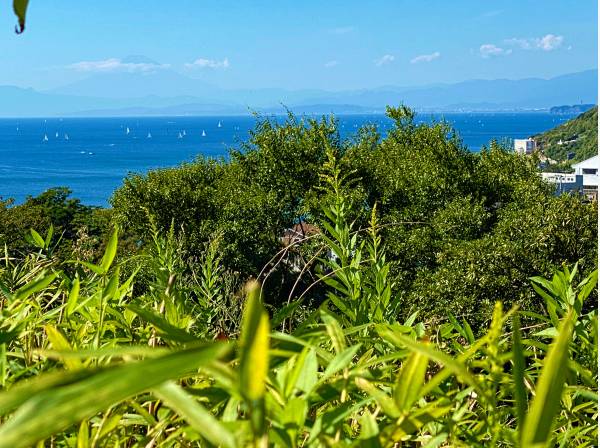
[573,155,599,170]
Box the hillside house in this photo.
[541,155,599,201]
[573,155,599,200]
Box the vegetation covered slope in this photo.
[534,106,598,162]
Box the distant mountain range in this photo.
[0,68,597,117]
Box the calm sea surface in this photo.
[0,113,574,206]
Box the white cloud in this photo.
[68,58,170,73]
[480,10,503,18]
[479,44,512,58]
[329,26,354,35]
[324,60,339,68]
[184,57,230,69]
[410,51,441,64]
[505,34,564,51]
[538,34,564,50]
[375,54,395,66]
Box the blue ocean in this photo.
[0,113,574,206]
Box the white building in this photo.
[541,155,599,201]
[573,155,599,200]
[514,138,537,155]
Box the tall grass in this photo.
[0,152,596,447]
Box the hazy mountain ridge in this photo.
[1,69,597,117]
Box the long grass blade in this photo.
[521,309,575,447]
[0,343,230,448]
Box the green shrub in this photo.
[0,168,596,447]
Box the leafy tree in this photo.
[108,107,597,329]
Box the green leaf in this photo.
[320,308,347,354]
[393,342,429,412]
[319,344,360,385]
[76,421,88,448]
[44,224,54,248]
[29,229,45,249]
[284,347,318,397]
[44,325,82,371]
[358,410,381,448]
[100,228,118,273]
[102,269,120,301]
[66,277,80,317]
[0,343,230,448]
[281,396,308,429]
[521,309,575,447]
[14,272,57,302]
[271,299,302,328]
[385,402,453,440]
[577,269,597,308]
[154,382,236,448]
[377,326,482,396]
[239,280,270,402]
[12,0,29,33]
[0,370,92,415]
[75,261,105,276]
[127,304,198,343]
[512,315,527,432]
[355,377,400,418]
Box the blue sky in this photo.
[0,0,597,91]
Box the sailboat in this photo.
[64,133,69,140]
[147,132,152,139]
[55,132,59,138]
[182,130,186,136]
[43,134,48,142]
[202,130,206,137]
[217,121,222,128]
[177,132,183,139]
[126,127,130,135]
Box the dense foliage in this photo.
[534,106,598,163]
[0,164,596,446]
[0,188,113,260]
[107,107,597,330]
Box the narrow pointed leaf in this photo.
[521,310,575,447]
[100,228,118,273]
[239,281,270,401]
[394,343,429,412]
[0,343,230,448]
[154,382,236,448]
[512,315,527,431]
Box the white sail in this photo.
[55,132,59,138]
[182,130,186,136]
[178,132,183,139]
[217,121,222,128]
[147,132,152,139]
[43,134,48,142]
[126,127,130,135]
[64,134,69,140]
[202,130,206,137]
